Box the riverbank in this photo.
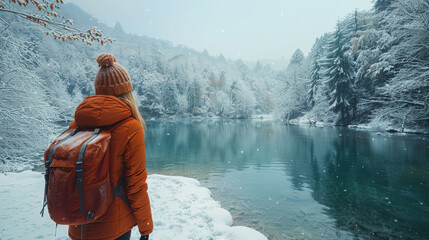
[289,117,429,135]
[0,171,267,240]
[150,114,428,135]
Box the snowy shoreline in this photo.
[147,116,428,135]
[288,117,429,135]
[0,171,266,240]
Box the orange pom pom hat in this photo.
[94,53,132,96]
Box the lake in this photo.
[144,119,429,240]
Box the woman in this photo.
[68,53,153,240]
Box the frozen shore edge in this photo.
[0,171,267,240]
[288,118,429,135]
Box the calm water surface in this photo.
[144,119,429,240]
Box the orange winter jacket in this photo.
[67,95,153,240]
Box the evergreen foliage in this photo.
[322,25,356,125]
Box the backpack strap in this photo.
[41,128,79,217]
[113,175,130,206]
[76,128,101,216]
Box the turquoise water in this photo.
[144,119,429,240]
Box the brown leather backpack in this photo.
[40,125,128,225]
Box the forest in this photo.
[276,0,429,132]
[0,0,428,169]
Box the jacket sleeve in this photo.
[123,121,153,236]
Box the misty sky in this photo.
[67,0,374,62]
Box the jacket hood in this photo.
[75,95,132,127]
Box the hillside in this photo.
[0,3,276,170]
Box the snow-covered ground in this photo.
[0,171,266,240]
[291,116,429,135]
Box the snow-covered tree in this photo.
[139,72,163,118]
[187,79,203,115]
[161,74,179,116]
[322,25,356,125]
[344,9,365,40]
[253,60,263,72]
[308,48,322,108]
[0,32,58,170]
[275,49,308,120]
[229,80,256,118]
[373,0,395,13]
[290,49,305,65]
[368,0,429,130]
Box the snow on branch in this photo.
[0,0,114,45]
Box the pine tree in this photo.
[308,51,321,108]
[347,9,364,38]
[139,72,163,118]
[290,49,305,65]
[322,24,356,125]
[187,79,202,114]
[113,21,125,34]
[374,0,394,13]
[254,60,263,72]
[141,84,161,117]
[289,49,305,84]
[343,10,365,53]
[275,49,307,120]
[230,80,239,105]
[161,77,179,116]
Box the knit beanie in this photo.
[94,53,132,96]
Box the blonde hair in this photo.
[117,91,147,133]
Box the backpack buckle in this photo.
[86,211,94,223]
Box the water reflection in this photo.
[144,120,429,240]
